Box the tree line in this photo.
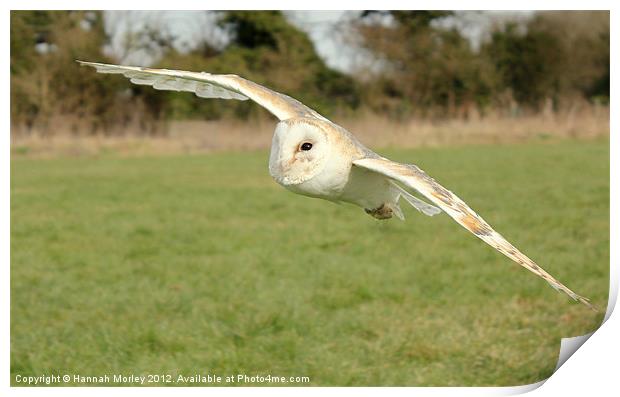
[10,11,609,136]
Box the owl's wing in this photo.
[353,157,597,311]
[77,61,327,121]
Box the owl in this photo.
[79,61,596,310]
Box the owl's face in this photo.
[268,119,331,187]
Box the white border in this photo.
[3,2,617,396]
[4,0,618,10]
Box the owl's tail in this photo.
[391,181,442,217]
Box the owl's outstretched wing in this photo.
[77,61,327,122]
[353,157,597,311]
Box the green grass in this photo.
[11,140,609,386]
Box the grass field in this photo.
[10,139,609,386]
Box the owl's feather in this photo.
[77,61,326,121]
[390,181,442,216]
[353,157,597,311]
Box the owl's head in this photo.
[268,119,332,186]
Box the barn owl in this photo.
[78,61,596,310]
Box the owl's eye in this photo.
[300,142,313,151]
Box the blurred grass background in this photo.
[11,140,608,386]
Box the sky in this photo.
[102,11,534,73]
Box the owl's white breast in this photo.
[337,165,399,209]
